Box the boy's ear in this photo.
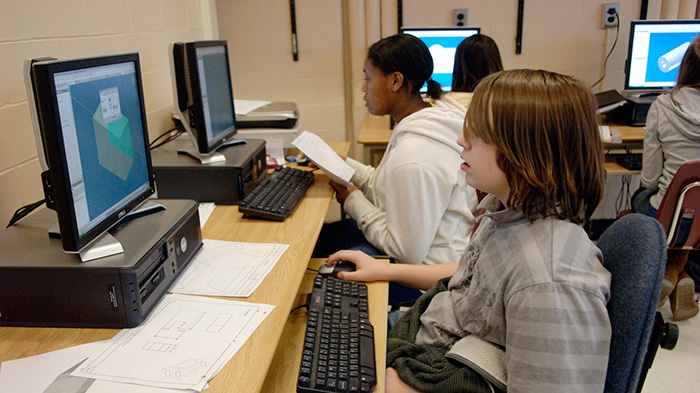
[391,71,404,92]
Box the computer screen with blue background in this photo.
[625,20,700,90]
[401,27,480,92]
[55,62,151,236]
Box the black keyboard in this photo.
[238,166,314,221]
[297,275,376,393]
[616,154,643,170]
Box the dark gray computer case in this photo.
[0,199,202,328]
[151,138,267,204]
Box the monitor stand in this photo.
[177,138,247,164]
[78,232,124,262]
[177,145,226,164]
[48,201,167,263]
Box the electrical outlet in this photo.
[454,9,468,27]
[603,3,620,28]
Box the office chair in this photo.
[596,213,678,393]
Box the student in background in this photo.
[313,33,477,268]
[328,69,611,392]
[632,33,700,321]
[446,34,503,109]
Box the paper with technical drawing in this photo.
[292,131,355,187]
[170,239,289,297]
[0,341,200,393]
[70,294,274,391]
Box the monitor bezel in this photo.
[624,19,700,91]
[399,26,482,35]
[30,53,156,254]
[183,40,238,154]
[399,26,481,92]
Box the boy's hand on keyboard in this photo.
[329,180,358,204]
[326,250,391,282]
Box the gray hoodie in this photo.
[642,87,700,209]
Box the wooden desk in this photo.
[358,115,646,174]
[608,124,645,143]
[604,155,641,175]
[0,142,386,393]
[261,258,388,392]
[357,116,392,166]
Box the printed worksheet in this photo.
[170,239,289,297]
[0,341,201,393]
[70,294,274,392]
[292,131,355,187]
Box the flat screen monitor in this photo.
[27,53,156,258]
[624,19,700,91]
[400,27,481,92]
[170,40,240,163]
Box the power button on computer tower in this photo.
[180,236,188,254]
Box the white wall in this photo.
[216,0,347,144]
[402,0,640,91]
[0,0,649,226]
[0,0,205,226]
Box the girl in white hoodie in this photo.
[313,34,477,269]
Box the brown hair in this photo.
[464,69,605,224]
[451,34,503,93]
[671,33,700,104]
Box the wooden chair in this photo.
[654,160,700,250]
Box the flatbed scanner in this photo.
[236,102,300,148]
[236,101,299,129]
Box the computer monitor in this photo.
[170,40,242,164]
[624,19,700,91]
[26,53,156,261]
[400,27,481,92]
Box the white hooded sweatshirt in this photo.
[343,96,477,265]
[642,87,700,209]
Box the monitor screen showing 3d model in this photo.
[625,19,700,91]
[27,53,155,259]
[400,26,481,92]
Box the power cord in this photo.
[290,293,314,314]
[149,127,184,150]
[290,302,309,313]
[591,10,620,89]
[6,199,45,228]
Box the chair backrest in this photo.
[655,160,700,249]
[596,213,667,393]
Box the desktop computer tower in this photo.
[151,137,267,204]
[0,199,202,328]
